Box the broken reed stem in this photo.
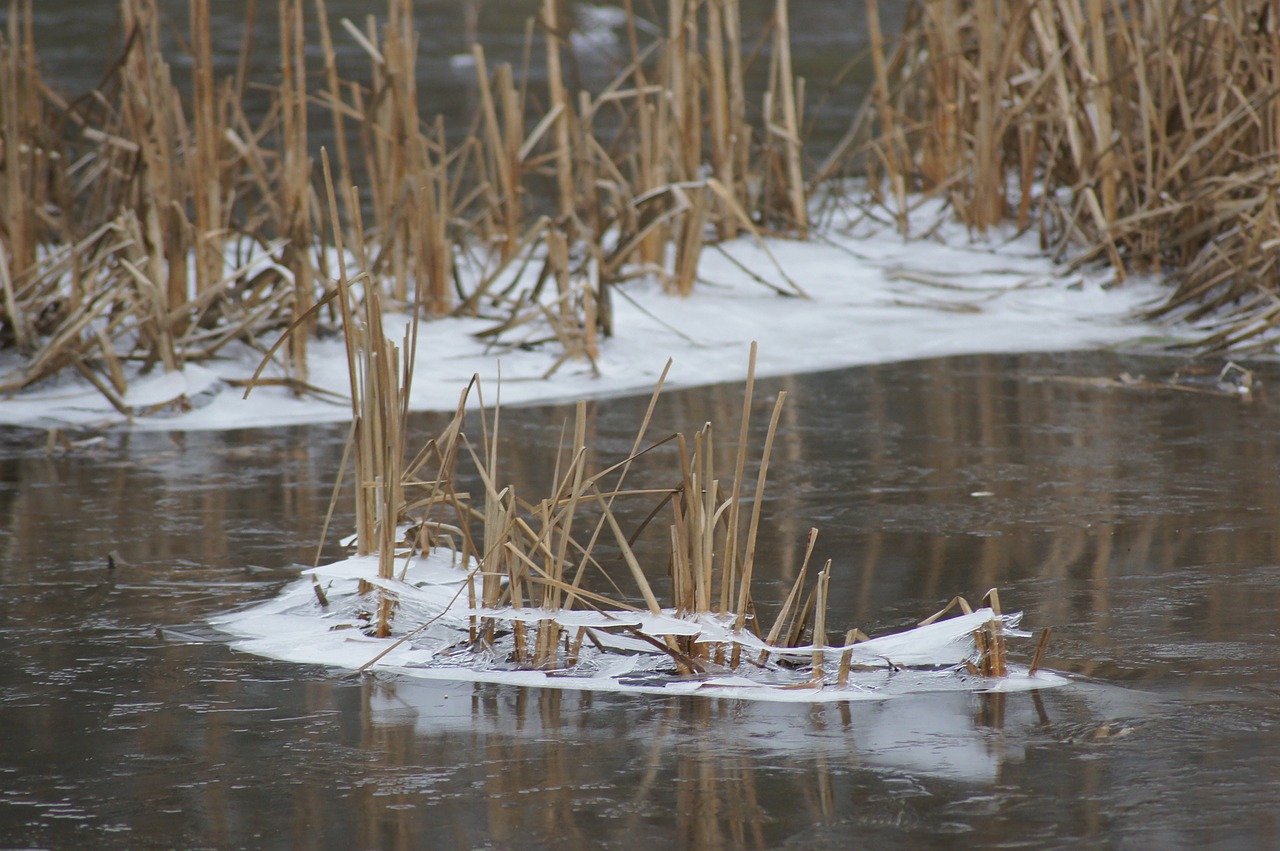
[811,561,831,680]
[1028,626,1052,676]
[981,587,1006,677]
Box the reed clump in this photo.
[359,371,1015,680]
[240,150,1018,678]
[1,0,812,410]
[317,263,1016,679]
[855,0,1280,350]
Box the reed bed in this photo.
[855,0,1280,350]
[295,224,1017,679]
[0,0,812,408]
[6,1,1280,410]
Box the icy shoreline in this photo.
[212,549,1069,704]
[0,207,1182,432]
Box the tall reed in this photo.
[2,1,822,407]
[858,0,1280,348]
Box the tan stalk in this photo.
[811,562,831,681]
[733,389,787,629]
[278,0,314,385]
[720,341,757,612]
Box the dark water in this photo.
[4,351,1280,848]
[23,0,881,158]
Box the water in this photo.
[4,351,1280,848]
[7,3,1279,847]
[23,1,882,158]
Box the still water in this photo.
[25,0,882,157]
[3,351,1280,848]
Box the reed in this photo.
[310,264,1017,678]
[0,0,51,304]
[229,152,1023,680]
[278,0,318,383]
[1,1,824,407]
[857,0,1280,349]
[7,0,1279,414]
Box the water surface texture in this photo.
[3,351,1280,848]
[26,0,881,157]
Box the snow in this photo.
[0,201,1183,432]
[212,549,1070,705]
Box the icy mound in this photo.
[213,550,1067,703]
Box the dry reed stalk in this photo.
[0,0,50,301]
[189,0,228,302]
[317,159,361,484]
[704,0,738,240]
[732,390,787,630]
[472,47,526,261]
[864,0,909,234]
[835,628,869,687]
[594,484,665,617]
[313,0,354,221]
[762,0,807,234]
[114,0,193,372]
[542,0,577,223]
[353,1,457,315]
[1028,626,1052,676]
[980,587,1007,677]
[668,422,720,617]
[276,0,316,383]
[718,340,756,612]
[666,0,701,185]
[916,0,958,190]
[969,0,1003,229]
[757,526,818,665]
[518,401,591,666]
[810,563,830,680]
[919,595,974,625]
[671,185,710,296]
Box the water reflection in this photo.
[352,678,1089,849]
[4,352,1280,847]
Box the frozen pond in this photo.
[4,351,1280,847]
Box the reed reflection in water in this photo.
[349,679,1064,850]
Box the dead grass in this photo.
[855,0,1280,350]
[0,0,813,410]
[305,245,1015,675]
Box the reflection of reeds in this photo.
[1,1,811,407]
